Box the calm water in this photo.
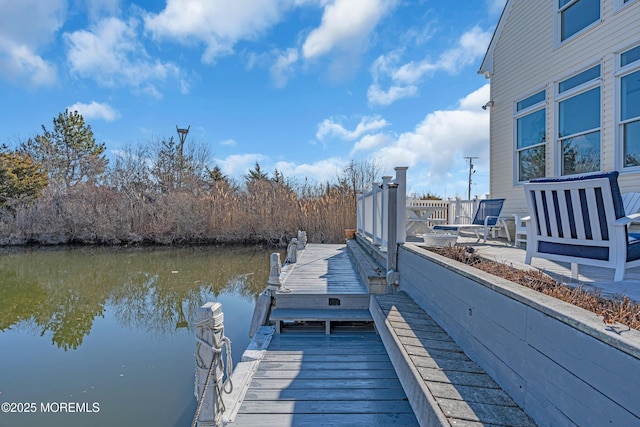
[0,245,279,427]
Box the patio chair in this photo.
[523,172,640,282]
[622,192,640,215]
[433,198,509,242]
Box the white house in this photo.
[479,0,640,217]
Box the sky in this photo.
[0,0,507,199]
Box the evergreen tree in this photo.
[244,162,269,183]
[20,109,107,189]
[0,148,48,208]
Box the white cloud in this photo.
[351,133,392,155]
[368,26,493,106]
[302,0,397,60]
[0,0,64,88]
[65,17,182,92]
[215,153,268,178]
[316,115,388,141]
[86,0,121,22]
[371,84,490,194]
[366,83,418,106]
[488,0,507,16]
[270,48,299,88]
[144,0,288,64]
[220,139,237,147]
[0,43,58,88]
[67,101,121,122]
[274,158,344,183]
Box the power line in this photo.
[464,156,478,200]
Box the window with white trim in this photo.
[558,65,601,176]
[620,45,640,168]
[515,91,546,182]
[559,0,600,42]
[616,0,638,10]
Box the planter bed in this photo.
[397,243,640,427]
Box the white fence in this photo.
[356,167,483,248]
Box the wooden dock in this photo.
[225,244,418,426]
[222,242,536,426]
[271,244,372,334]
[228,332,419,426]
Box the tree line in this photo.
[0,110,380,246]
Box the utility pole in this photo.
[464,156,478,200]
[176,125,190,189]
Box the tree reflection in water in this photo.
[0,246,279,350]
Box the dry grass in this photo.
[433,245,640,331]
[0,182,357,246]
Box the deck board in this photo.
[230,332,419,427]
[373,292,536,427]
[279,244,367,295]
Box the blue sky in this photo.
[0,0,506,198]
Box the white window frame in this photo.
[555,64,602,176]
[616,44,640,171]
[514,91,546,184]
[556,0,601,46]
[615,0,637,11]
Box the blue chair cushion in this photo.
[627,233,640,262]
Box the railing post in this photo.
[267,252,282,290]
[356,194,363,233]
[394,167,407,244]
[380,177,392,249]
[372,182,380,245]
[386,182,400,285]
[194,302,225,427]
[285,238,298,264]
[297,231,307,250]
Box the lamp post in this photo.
[176,125,189,189]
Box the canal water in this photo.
[0,245,279,427]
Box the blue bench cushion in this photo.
[628,233,640,262]
[538,233,640,263]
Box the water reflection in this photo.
[0,246,276,350]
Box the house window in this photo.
[559,0,600,42]
[620,46,640,168]
[516,91,546,182]
[558,65,601,175]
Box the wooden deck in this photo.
[228,332,419,426]
[224,241,539,426]
[278,243,368,295]
[372,292,536,426]
[272,244,371,333]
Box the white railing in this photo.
[357,168,407,249]
[356,167,483,249]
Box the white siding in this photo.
[488,0,640,215]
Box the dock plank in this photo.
[230,413,419,426]
[279,244,367,295]
[229,331,419,427]
[372,291,536,426]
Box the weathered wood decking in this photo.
[271,244,372,333]
[229,332,419,426]
[224,242,537,426]
[278,243,368,295]
[372,291,536,426]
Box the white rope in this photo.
[191,318,234,427]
